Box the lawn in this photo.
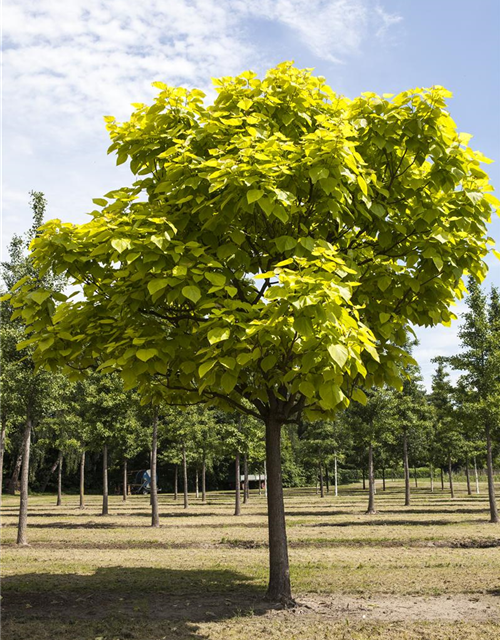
[1,482,499,639]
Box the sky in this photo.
[3,0,500,388]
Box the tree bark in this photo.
[243,454,249,503]
[414,466,418,488]
[102,444,109,516]
[403,430,410,506]
[325,465,330,494]
[474,456,480,495]
[182,443,188,509]
[40,456,60,494]
[362,467,366,490]
[382,466,386,491]
[79,451,85,509]
[264,459,268,497]
[234,452,241,516]
[440,467,445,490]
[258,471,262,495]
[319,461,324,498]
[123,459,128,501]
[8,451,23,495]
[366,443,376,514]
[56,451,63,506]
[465,454,472,496]
[195,467,199,499]
[202,454,206,503]
[151,409,160,527]
[0,416,7,506]
[265,416,292,604]
[430,463,434,493]
[334,453,338,497]
[448,454,455,499]
[16,419,32,546]
[174,464,178,500]
[485,424,499,523]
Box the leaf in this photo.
[352,388,368,405]
[432,256,443,271]
[275,236,297,252]
[221,371,237,394]
[357,175,368,196]
[111,238,130,253]
[92,198,108,207]
[327,344,349,368]
[261,354,277,372]
[247,189,263,204]
[299,380,316,398]
[199,360,216,378]
[116,153,128,166]
[208,327,230,344]
[30,290,51,305]
[319,383,343,408]
[206,272,226,287]
[136,348,158,362]
[259,197,275,216]
[309,166,329,183]
[182,285,201,303]
[148,279,169,295]
[38,336,55,352]
[379,312,391,324]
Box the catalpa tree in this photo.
[10,63,498,602]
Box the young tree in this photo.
[448,281,500,521]
[11,65,497,601]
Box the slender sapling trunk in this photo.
[465,454,472,496]
[123,459,128,501]
[202,454,206,503]
[366,443,376,515]
[151,409,160,527]
[182,443,188,509]
[102,444,109,516]
[334,454,338,497]
[403,430,410,506]
[485,425,499,523]
[79,451,85,509]
[474,456,480,495]
[16,419,32,546]
[174,464,178,500]
[234,452,241,516]
[243,454,249,503]
[319,461,324,498]
[56,451,63,506]
[8,451,23,495]
[448,454,455,499]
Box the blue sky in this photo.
[3,0,500,388]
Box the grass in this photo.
[2,481,500,639]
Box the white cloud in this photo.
[2,0,402,256]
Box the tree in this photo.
[448,280,500,521]
[11,64,497,601]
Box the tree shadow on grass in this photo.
[312,518,478,527]
[1,566,273,640]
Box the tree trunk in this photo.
[366,443,376,515]
[448,454,455,499]
[334,454,338,497]
[102,444,109,516]
[79,451,85,509]
[474,456,480,494]
[325,466,330,494]
[123,459,128,501]
[403,430,410,506]
[16,419,32,546]
[414,466,418,488]
[182,443,188,509]
[382,467,386,491]
[430,463,434,493]
[8,451,23,495]
[0,416,7,506]
[264,459,268,497]
[362,467,366,490]
[202,454,207,503]
[195,467,199,499]
[174,464,178,500]
[243,454,249,503]
[40,456,60,494]
[465,454,472,496]
[234,452,241,516]
[485,424,499,523]
[319,461,324,498]
[258,471,262,495]
[56,451,63,506]
[151,409,160,527]
[440,467,445,490]
[265,416,292,604]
